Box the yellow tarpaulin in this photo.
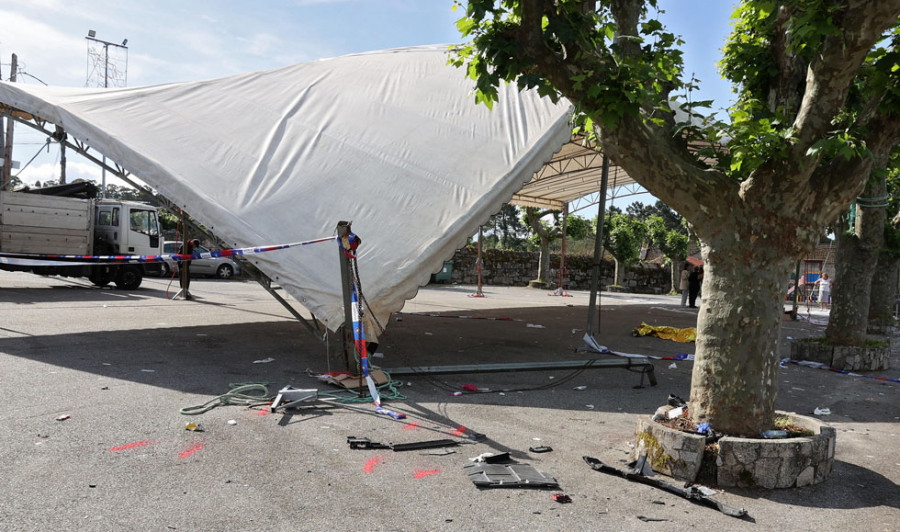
[632,322,696,343]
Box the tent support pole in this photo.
[336,221,355,374]
[586,154,610,338]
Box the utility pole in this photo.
[1,53,17,191]
[85,31,128,197]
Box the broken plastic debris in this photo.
[697,486,717,496]
[668,362,678,369]
[551,494,572,503]
[573,385,587,391]
[371,352,384,358]
[586,404,595,410]
[696,422,711,434]
[253,357,275,364]
[185,422,204,432]
[526,323,545,328]
[813,407,831,416]
[451,391,463,396]
[667,406,685,419]
[529,446,553,453]
[761,430,787,439]
[55,415,70,421]
[461,384,478,392]
[227,420,237,425]
[141,369,155,373]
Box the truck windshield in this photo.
[130,209,159,237]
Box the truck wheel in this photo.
[89,265,115,287]
[216,264,234,279]
[115,265,143,290]
[161,263,172,277]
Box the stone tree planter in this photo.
[634,411,836,488]
[790,337,890,371]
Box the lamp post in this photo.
[85,30,127,197]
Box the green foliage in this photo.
[565,213,593,240]
[485,204,529,250]
[603,212,648,267]
[451,0,685,129]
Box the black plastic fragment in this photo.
[391,439,459,452]
[464,462,559,489]
[347,436,391,450]
[583,455,748,519]
[529,445,553,453]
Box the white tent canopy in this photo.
[0,45,573,329]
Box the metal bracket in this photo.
[268,386,319,413]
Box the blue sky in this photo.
[0,0,737,197]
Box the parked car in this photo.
[162,241,241,279]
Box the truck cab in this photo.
[91,200,164,288]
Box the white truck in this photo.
[0,188,164,289]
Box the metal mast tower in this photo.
[85,30,128,196]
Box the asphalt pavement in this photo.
[0,270,897,531]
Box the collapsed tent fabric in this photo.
[0,45,572,329]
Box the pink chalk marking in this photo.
[364,457,383,473]
[452,425,467,437]
[414,469,441,479]
[108,440,151,452]
[180,442,205,459]
[402,422,419,431]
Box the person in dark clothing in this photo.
[179,239,200,300]
[688,266,701,308]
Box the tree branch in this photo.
[791,0,900,150]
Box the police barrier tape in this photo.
[0,236,336,267]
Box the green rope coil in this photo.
[180,383,272,415]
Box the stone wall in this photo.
[444,246,673,294]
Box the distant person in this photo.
[688,266,701,308]
[697,266,704,300]
[179,239,200,300]
[815,273,832,309]
[680,263,691,307]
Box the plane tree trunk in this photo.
[826,170,888,345]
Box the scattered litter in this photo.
[761,430,787,439]
[779,358,790,368]
[791,386,805,392]
[422,448,457,456]
[478,387,491,392]
[696,486,717,496]
[425,332,433,336]
[347,437,391,450]
[667,406,685,419]
[584,456,747,518]
[499,392,506,396]
[813,407,831,416]
[637,516,668,522]
[414,469,441,479]
[667,394,687,407]
[100,386,109,390]
[461,384,478,392]
[532,437,542,441]
[652,405,673,421]
[185,422,204,432]
[529,446,553,453]
[371,352,384,358]
[526,323,545,328]
[668,362,678,369]
[396,317,403,321]
[571,329,580,334]
[586,404,595,410]
[227,419,237,425]
[548,376,555,380]
[451,391,463,396]
[102,363,111,366]
[55,415,70,421]
[253,357,275,364]
[393,439,459,452]
[552,494,572,504]
[632,322,696,343]
[470,452,511,463]
[696,422,711,434]
[573,386,587,391]
[452,426,468,437]
[464,462,559,488]
[141,369,155,373]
